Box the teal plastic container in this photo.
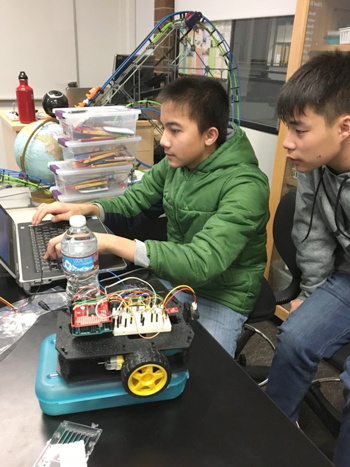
[35,334,189,416]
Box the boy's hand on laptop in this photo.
[32,202,99,225]
[44,233,64,260]
[44,232,122,260]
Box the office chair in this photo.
[273,193,348,438]
[235,190,301,386]
[273,192,349,438]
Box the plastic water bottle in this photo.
[61,215,100,302]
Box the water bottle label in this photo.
[62,252,98,274]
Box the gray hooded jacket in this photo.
[293,166,350,297]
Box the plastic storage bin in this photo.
[35,334,190,415]
[58,135,141,161]
[54,106,141,141]
[339,27,350,44]
[50,185,127,202]
[48,160,132,200]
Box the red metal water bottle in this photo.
[16,71,36,124]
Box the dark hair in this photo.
[157,75,229,147]
[277,50,350,125]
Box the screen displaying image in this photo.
[0,207,11,264]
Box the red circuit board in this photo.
[72,300,112,328]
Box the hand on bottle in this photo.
[32,201,98,225]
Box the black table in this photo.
[0,277,333,467]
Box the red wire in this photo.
[0,311,16,321]
[164,287,197,311]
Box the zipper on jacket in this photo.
[171,168,192,239]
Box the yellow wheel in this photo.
[121,350,171,397]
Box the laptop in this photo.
[0,205,126,292]
[66,87,93,107]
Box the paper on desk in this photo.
[59,440,87,467]
[0,286,66,356]
[32,441,87,467]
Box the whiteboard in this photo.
[1,0,77,100]
[75,0,137,88]
[174,0,296,21]
[75,0,154,89]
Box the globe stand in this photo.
[30,187,55,204]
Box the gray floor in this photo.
[240,318,344,462]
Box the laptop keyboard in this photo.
[29,222,68,273]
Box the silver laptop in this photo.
[0,205,126,292]
[66,87,93,107]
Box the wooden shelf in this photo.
[309,43,350,52]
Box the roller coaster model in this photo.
[78,11,241,127]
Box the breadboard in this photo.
[113,306,172,336]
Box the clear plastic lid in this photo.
[32,420,103,466]
[69,215,86,228]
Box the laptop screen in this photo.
[66,87,93,107]
[0,205,16,275]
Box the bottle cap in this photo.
[69,215,86,228]
[18,71,28,80]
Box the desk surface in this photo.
[0,109,48,132]
[0,277,333,467]
[0,109,26,132]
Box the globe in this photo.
[14,119,64,183]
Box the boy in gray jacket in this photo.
[266,51,350,467]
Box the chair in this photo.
[272,192,348,438]
[235,190,301,386]
[234,277,276,386]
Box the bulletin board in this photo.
[1,0,77,101]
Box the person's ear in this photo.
[205,127,219,146]
[338,115,350,141]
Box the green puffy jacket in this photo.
[97,125,270,314]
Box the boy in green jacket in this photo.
[32,75,269,357]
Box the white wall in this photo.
[244,128,278,183]
[1,0,76,100]
[76,0,154,88]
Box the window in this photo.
[231,16,294,133]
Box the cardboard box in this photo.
[136,120,156,167]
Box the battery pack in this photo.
[35,334,189,416]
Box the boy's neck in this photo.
[328,139,350,173]
[185,143,218,170]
